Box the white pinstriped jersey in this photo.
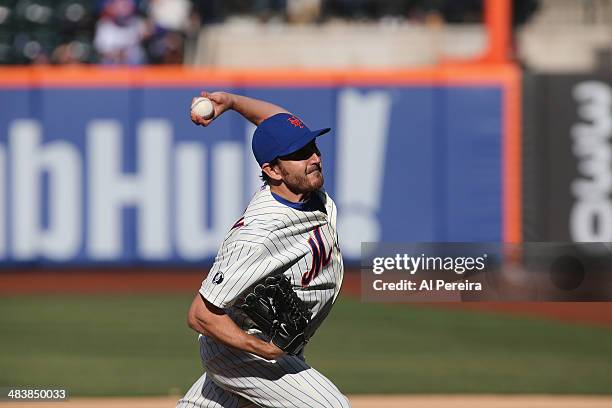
[200,184,344,339]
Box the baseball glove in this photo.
[240,275,312,355]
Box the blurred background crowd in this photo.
[0,0,199,64]
[4,0,612,70]
[0,0,542,66]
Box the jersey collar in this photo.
[271,190,326,213]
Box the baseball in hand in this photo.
[191,97,215,120]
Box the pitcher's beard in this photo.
[284,169,324,196]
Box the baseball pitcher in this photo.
[177,91,350,408]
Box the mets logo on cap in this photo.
[251,113,331,166]
[287,115,305,128]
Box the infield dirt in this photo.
[1,269,611,327]
[2,395,612,408]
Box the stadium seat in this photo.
[12,28,58,62]
[14,0,55,28]
[56,0,93,31]
[0,30,14,63]
[61,33,94,62]
[0,1,16,29]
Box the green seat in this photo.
[14,0,55,29]
[56,32,94,63]
[56,0,93,29]
[12,28,58,62]
[0,29,14,63]
[0,1,16,29]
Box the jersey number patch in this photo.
[302,227,332,287]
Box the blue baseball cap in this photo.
[252,113,331,166]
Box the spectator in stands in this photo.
[94,0,150,64]
[144,0,195,64]
[253,0,287,22]
[192,0,226,24]
[286,0,320,24]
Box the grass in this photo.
[0,295,201,396]
[0,295,611,396]
[308,298,612,394]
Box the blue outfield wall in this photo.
[0,85,502,265]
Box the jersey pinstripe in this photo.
[199,184,344,338]
[178,185,350,408]
[178,334,350,408]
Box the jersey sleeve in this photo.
[199,237,278,308]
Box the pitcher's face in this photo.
[277,140,324,194]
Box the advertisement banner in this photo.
[525,74,612,242]
[0,68,517,265]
